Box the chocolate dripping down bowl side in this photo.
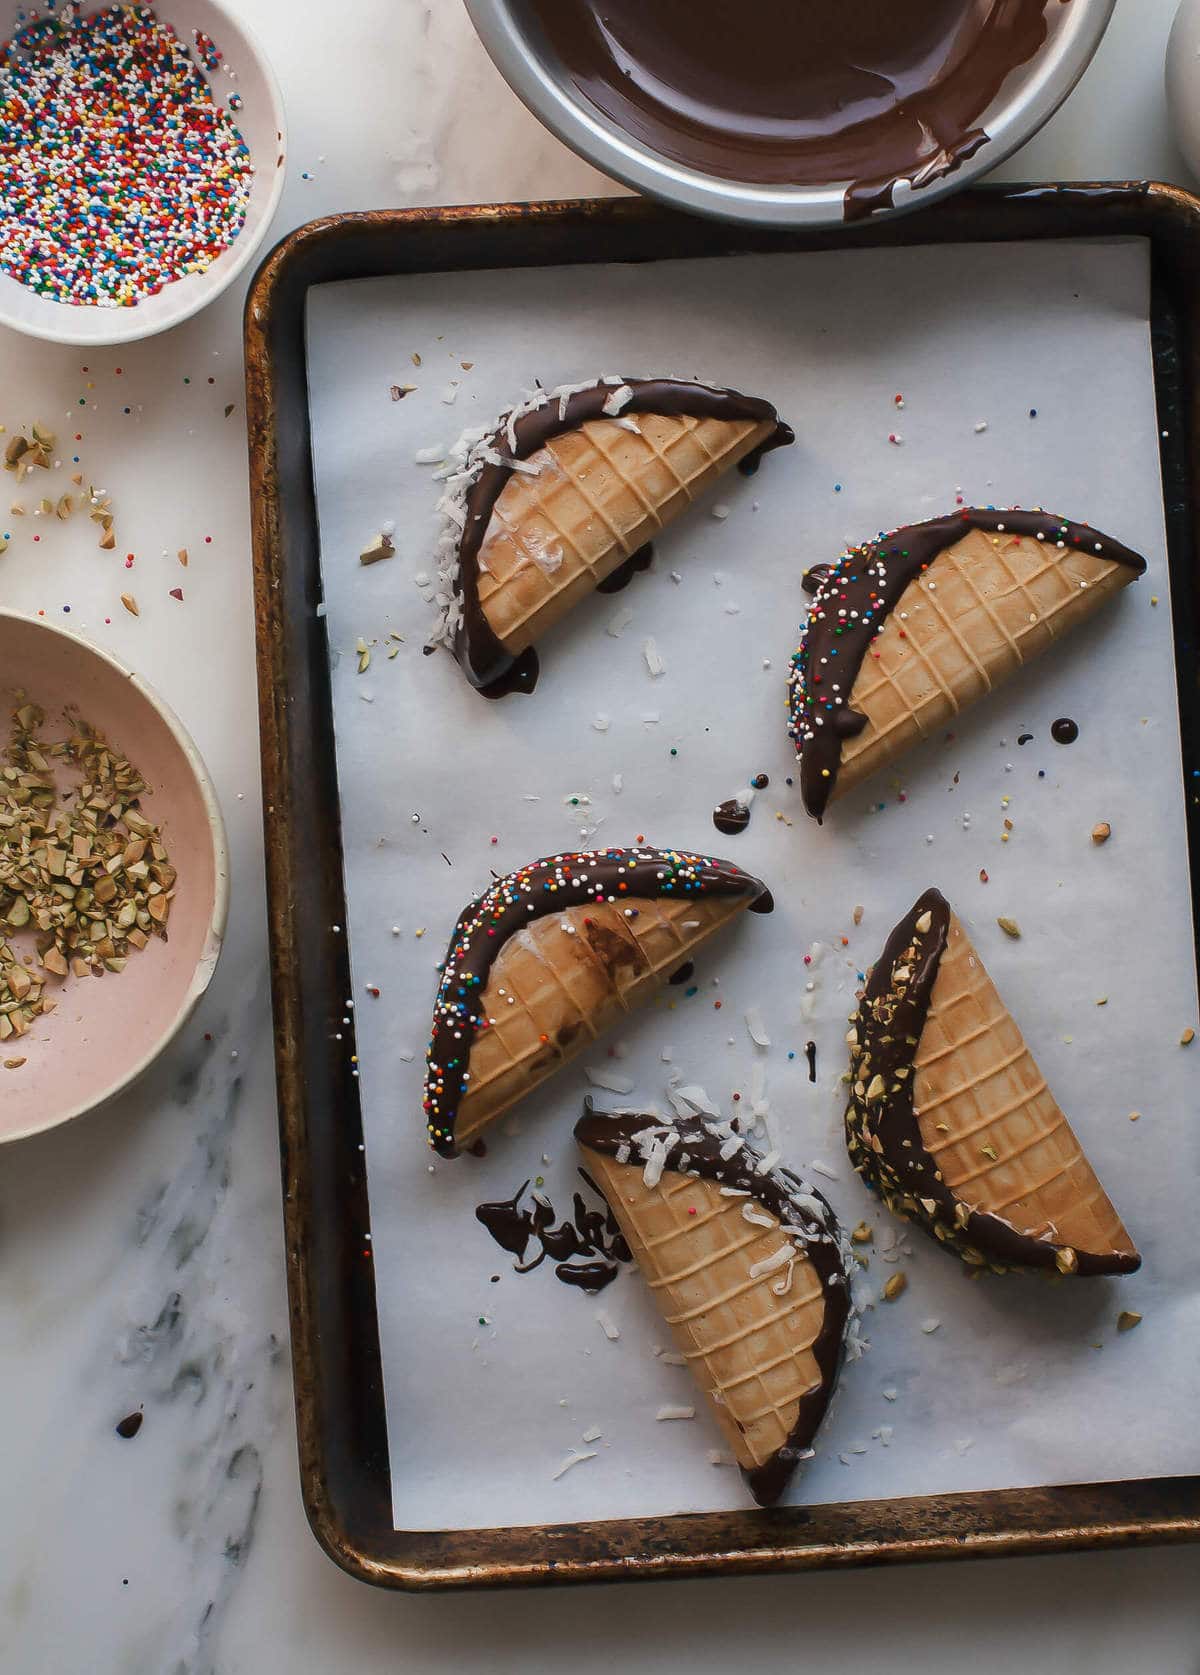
[462,0,1116,228]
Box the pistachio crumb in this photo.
[1091,821,1111,845]
[996,916,1021,939]
[882,1273,907,1302]
[1117,1311,1142,1333]
[1181,1027,1195,1047]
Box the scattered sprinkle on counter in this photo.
[0,2,253,307]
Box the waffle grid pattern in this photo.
[585,1152,825,1472]
[915,915,1133,1255]
[456,895,744,1146]
[477,413,763,648]
[835,529,1131,797]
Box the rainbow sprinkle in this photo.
[0,1,253,308]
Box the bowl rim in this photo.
[0,0,288,347]
[0,607,231,1143]
[464,0,1118,227]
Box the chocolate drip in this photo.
[712,797,750,836]
[595,543,654,594]
[476,1170,631,1292]
[845,888,1141,1277]
[575,1104,850,1506]
[520,0,1060,219]
[1051,716,1079,744]
[446,378,792,693]
[789,509,1146,819]
[667,960,694,986]
[425,846,772,1157]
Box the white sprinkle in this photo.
[414,445,444,464]
[723,602,741,615]
[398,1049,415,1063]
[606,604,634,637]
[612,773,623,794]
[660,1045,673,1062]
[592,714,610,733]
[581,1426,603,1443]
[658,1351,687,1367]
[808,1159,839,1181]
[552,1449,597,1480]
[921,1318,941,1334]
[670,571,683,584]
[596,1311,620,1341]
[585,1066,635,1094]
[643,637,666,677]
[874,1426,894,1447]
[656,1405,695,1421]
[707,1449,734,1467]
[745,1007,771,1048]
[974,420,988,433]
[710,502,731,520]
[641,711,660,724]
[954,1437,974,1455]
[882,1387,898,1402]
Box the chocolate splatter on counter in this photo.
[712,772,770,836]
[787,509,1145,818]
[423,845,771,1157]
[1051,716,1079,744]
[475,1170,631,1292]
[424,377,792,696]
[114,1411,144,1439]
[805,1040,818,1083]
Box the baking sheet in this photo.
[305,241,1200,1534]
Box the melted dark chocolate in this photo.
[789,509,1147,819]
[475,1171,631,1292]
[575,1103,850,1506]
[521,0,1059,218]
[805,1041,817,1084]
[712,797,751,836]
[595,543,654,594]
[443,378,792,693]
[1051,716,1079,744]
[115,1412,143,1439]
[425,846,772,1156]
[845,888,1140,1277]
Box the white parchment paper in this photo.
[305,242,1200,1533]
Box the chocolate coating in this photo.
[520,0,1059,218]
[424,846,772,1157]
[575,1104,850,1506]
[844,887,1141,1277]
[445,378,792,693]
[788,509,1147,819]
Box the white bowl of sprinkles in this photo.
[0,0,286,346]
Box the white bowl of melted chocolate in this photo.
[465,0,1116,225]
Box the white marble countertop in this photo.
[1,2,1198,1669]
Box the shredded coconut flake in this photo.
[643,637,666,677]
[584,1066,635,1094]
[596,1311,620,1341]
[552,1449,597,1480]
[749,1242,793,1279]
[656,1405,695,1422]
[745,1007,771,1048]
[606,604,634,637]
